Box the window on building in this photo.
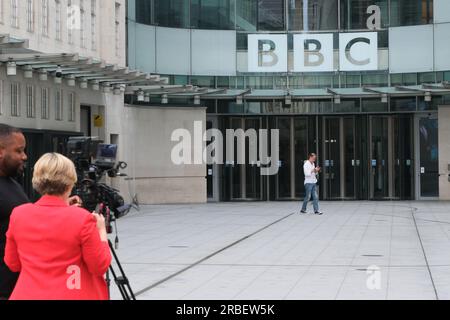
[68,92,75,122]
[135,0,152,25]
[288,0,338,31]
[154,0,190,28]
[42,0,49,36]
[67,0,74,44]
[245,76,274,89]
[55,89,63,120]
[391,96,417,112]
[115,2,121,57]
[91,0,97,50]
[190,76,216,88]
[390,73,418,86]
[191,0,235,30]
[340,0,388,30]
[26,85,36,118]
[0,0,4,24]
[362,73,388,87]
[237,0,285,31]
[10,0,19,28]
[41,87,49,119]
[344,73,361,88]
[10,83,20,117]
[55,0,62,40]
[303,74,333,88]
[390,0,433,27]
[418,72,435,84]
[27,0,35,32]
[80,0,86,47]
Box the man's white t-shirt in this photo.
[303,160,317,184]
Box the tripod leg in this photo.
[108,240,136,300]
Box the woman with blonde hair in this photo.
[4,153,111,300]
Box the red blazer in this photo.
[4,195,112,300]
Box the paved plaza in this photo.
[109,201,450,300]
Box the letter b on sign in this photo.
[248,34,287,72]
[294,34,334,72]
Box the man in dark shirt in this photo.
[0,124,83,299]
[0,124,28,300]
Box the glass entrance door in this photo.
[228,117,263,200]
[369,115,414,200]
[206,117,221,201]
[321,117,356,199]
[370,116,390,199]
[323,118,341,199]
[416,116,439,198]
[276,117,310,200]
[393,116,414,199]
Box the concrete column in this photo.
[438,105,450,200]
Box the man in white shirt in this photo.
[300,153,323,215]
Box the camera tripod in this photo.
[106,239,136,300]
[99,204,136,300]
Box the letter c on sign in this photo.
[345,37,371,66]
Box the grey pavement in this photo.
[108,201,450,300]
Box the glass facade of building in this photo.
[135,0,433,30]
[129,0,450,202]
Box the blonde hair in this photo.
[32,153,77,196]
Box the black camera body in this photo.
[67,137,131,225]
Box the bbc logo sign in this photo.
[248,32,378,73]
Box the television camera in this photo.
[66,136,135,300]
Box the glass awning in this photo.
[179,84,450,100]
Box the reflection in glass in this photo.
[362,98,388,112]
[236,0,285,31]
[304,100,332,113]
[371,117,389,199]
[343,118,355,198]
[419,118,439,197]
[390,73,417,86]
[277,118,292,198]
[390,97,417,112]
[217,101,244,113]
[191,0,235,29]
[217,76,230,88]
[246,102,263,114]
[135,0,153,25]
[418,72,435,84]
[245,76,274,89]
[289,0,338,31]
[362,73,388,87]
[206,120,213,198]
[230,118,243,199]
[418,96,441,111]
[190,76,215,87]
[393,116,413,199]
[245,118,262,199]
[154,0,190,28]
[344,74,361,88]
[323,118,341,198]
[294,118,309,198]
[303,74,333,88]
[390,0,433,27]
[334,99,360,113]
[340,0,388,30]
